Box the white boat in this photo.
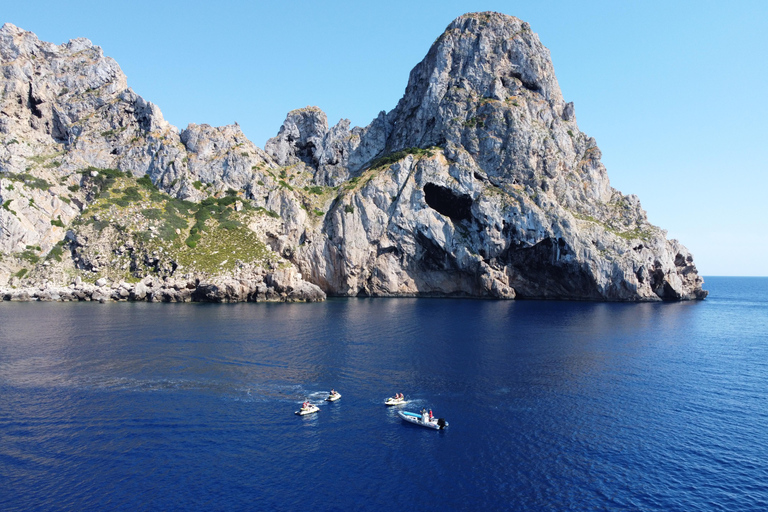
[325,391,341,402]
[295,403,319,415]
[398,410,448,430]
[385,396,407,406]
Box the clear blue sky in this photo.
[7,1,768,276]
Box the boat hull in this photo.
[385,397,407,406]
[325,393,341,402]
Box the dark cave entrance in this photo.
[423,183,473,222]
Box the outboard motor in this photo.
[437,418,447,429]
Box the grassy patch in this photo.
[463,117,485,128]
[255,207,280,219]
[573,211,653,242]
[6,172,50,190]
[141,208,163,220]
[304,185,325,195]
[19,247,39,264]
[137,175,155,190]
[343,177,362,191]
[122,186,142,202]
[27,151,65,165]
[615,228,653,241]
[46,241,66,262]
[176,223,273,274]
[66,167,285,279]
[82,167,125,194]
[573,212,599,224]
[367,147,437,170]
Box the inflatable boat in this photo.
[398,410,448,430]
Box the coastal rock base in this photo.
[0,269,325,304]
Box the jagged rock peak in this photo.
[265,11,572,184]
[430,12,562,104]
[265,105,389,187]
[0,23,44,59]
[0,22,108,71]
[265,106,330,168]
[383,11,565,152]
[0,20,129,142]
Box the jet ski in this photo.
[295,402,320,415]
[385,395,407,406]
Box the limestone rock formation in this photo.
[267,12,707,301]
[0,14,707,302]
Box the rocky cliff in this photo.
[0,13,707,302]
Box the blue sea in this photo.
[1,277,766,511]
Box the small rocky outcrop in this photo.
[0,14,707,303]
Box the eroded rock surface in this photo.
[0,14,707,302]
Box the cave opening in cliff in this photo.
[423,183,473,222]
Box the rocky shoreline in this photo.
[0,269,325,303]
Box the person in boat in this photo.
[330,389,336,395]
[429,409,433,420]
[303,401,309,409]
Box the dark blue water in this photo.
[1,277,766,511]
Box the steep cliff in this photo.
[0,13,707,302]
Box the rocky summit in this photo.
[0,13,707,303]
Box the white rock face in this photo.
[0,14,707,302]
[266,12,706,300]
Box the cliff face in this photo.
[0,13,707,302]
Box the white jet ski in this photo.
[325,391,341,402]
[385,395,407,406]
[295,403,320,415]
[398,410,448,430]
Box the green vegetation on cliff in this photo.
[65,168,283,282]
